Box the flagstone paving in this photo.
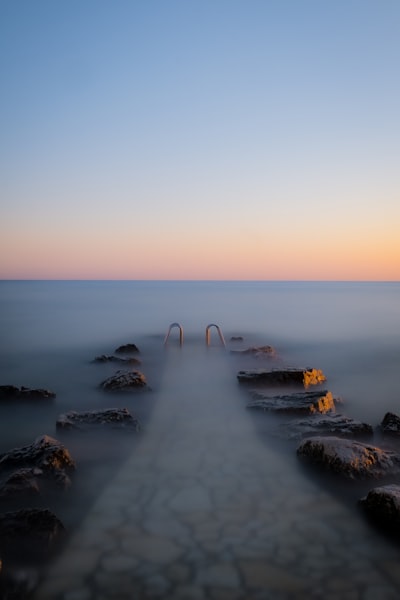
[35,344,400,599]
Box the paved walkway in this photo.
[35,344,400,599]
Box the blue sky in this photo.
[1,0,399,279]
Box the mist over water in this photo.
[1,280,400,592]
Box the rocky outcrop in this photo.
[380,412,400,436]
[0,468,42,498]
[359,484,400,530]
[94,354,141,365]
[247,390,337,414]
[56,408,141,431]
[297,436,400,479]
[0,435,75,493]
[282,413,374,440]
[115,343,140,354]
[100,370,147,391]
[0,385,55,401]
[231,345,276,357]
[237,368,326,386]
[0,508,65,558]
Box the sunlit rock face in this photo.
[56,408,141,432]
[380,412,400,436]
[237,368,326,386]
[247,390,336,414]
[297,436,400,479]
[100,370,147,391]
[360,484,400,529]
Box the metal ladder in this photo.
[163,323,226,348]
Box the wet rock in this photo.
[380,412,400,436]
[0,468,41,498]
[237,368,326,386]
[247,390,337,414]
[0,435,75,491]
[56,408,141,432]
[0,385,55,401]
[297,436,400,479]
[0,509,65,559]
[230,336,244,342]
[0,564,39,599]
[282,413,374,440]
[100,370,147,391]
[115,343,140,354]
[359,484,400,530]
[94,354,141,365]
[231,345,276,357]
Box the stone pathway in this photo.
[35,344,400,599]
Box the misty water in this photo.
[1,280,400,596]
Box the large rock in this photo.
[100,370,147,391]
[297,436,400,479]
[282,413,374,440]
[359,484,400,530]
[0,435,75,492]
[56,408,141,431]
[0,385,55,401]
[93,354,141,365]
[380,412,400,436]
[237,368,326,386]
[247,390,337,414]
[0,468,41,498]
[115,343,140,354]
[0,508,65,558]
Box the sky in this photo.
[0,0,399,280]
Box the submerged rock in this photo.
[237,368,326,386]
[0,385,55,401]
[360,484,400,530]
[231,345,276,358]
[282,413,374,440]
[93,354,141,365]
[56,408,141,432]
[297,436,400,479]
[380,412,400,436]
[247,390,337,414]
[100,370,147,391]
[115,343,140,354]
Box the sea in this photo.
[1,280,400,593]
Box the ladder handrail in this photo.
[205,323,226,348]
[164,322,184,346]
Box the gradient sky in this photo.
[1,0,399,280]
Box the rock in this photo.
[0,385,55,401]
[247,390,337,414]
[380,412,400,436]
[100,370,147,391]
[297,436,400,479]
[56,408,141,431]
[0,468,41,498]
[230,336,244,341]
[0,565,39,599]
[281,413,374,440]
[0,435,75,491]
[237,368,326,386]
[359,484,400,530]
[115,343,140,354]
[231,345,276,357]
[93,354,141,365]
[0,509,65,559]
